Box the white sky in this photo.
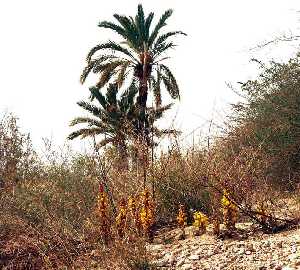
[0,0,299,152]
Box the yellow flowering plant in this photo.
[221,189,238,230]
[193,211,209,235]
[177,204,187,230]
[140,189,155,240]
[97,183,111,243]
[127,195,142,235]
[115,198,127,238]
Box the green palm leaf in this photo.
[135,4,146,47]
[153,42,175,57]
[148,9,173,47]
[77,101,106,118]
[144,12,154,41]
[69,117,107,128]
[113,14,140,50]
[67,127,106,140]
[160,64,180,99]
[86,41,137,62]
[89,87,107,108]
[154,31,186,49]
[98,21,126,38]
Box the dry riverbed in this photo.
[148,223,300,270]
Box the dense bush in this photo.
[0,113,41,190]
[228,55,300,188]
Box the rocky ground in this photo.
[148,223,300,270]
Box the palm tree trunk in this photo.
[136,51,152,187]
[136,51,150,129]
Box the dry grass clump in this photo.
[153,146,212,223]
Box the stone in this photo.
[147,244,164,252]
[189,254,200,260]
[181,263,193,270]
[245,250,252,255]
[153,258,168,267]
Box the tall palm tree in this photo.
[68,84,175,169]
[80,4,186,134]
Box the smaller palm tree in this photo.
[68,83,175,169]
[68,83,136,169]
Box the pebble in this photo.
[189,254,200,260]
[245,250,252,255]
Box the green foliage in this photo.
[81,4,186,111]
[0,113,41,188]
[230,54,300,187]
[68,83,175,170]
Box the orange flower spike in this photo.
[97,183,111,242]
[116,198,127,238]
[177,204,187,228]
[140,189,155,239]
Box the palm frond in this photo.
[160,64,180,99]
[106,84,118,106]
[96,61,124,88]
[86,41,137,62]
[117,61,131,88]
[92,55,119,73]
[80,60,96,84]
[148,9,173,47]
[153,42,175,57]
[161,77,177,99]
[89,87,107,108]
[154,31,186,49]
[69,117,107,128]
[77,101,106,118]
[98,21,126,38]
[113,14,140,50]
[144,12,154,41]
[67,127,105,140]
[119,79,138,112]
[148,103,173,120]
[135,4,146,46]
[151,70,162,107]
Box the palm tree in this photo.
[68,84,135,168]
[80,4,186,134]
[68,84,175,169]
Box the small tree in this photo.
[68,84,175,170]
